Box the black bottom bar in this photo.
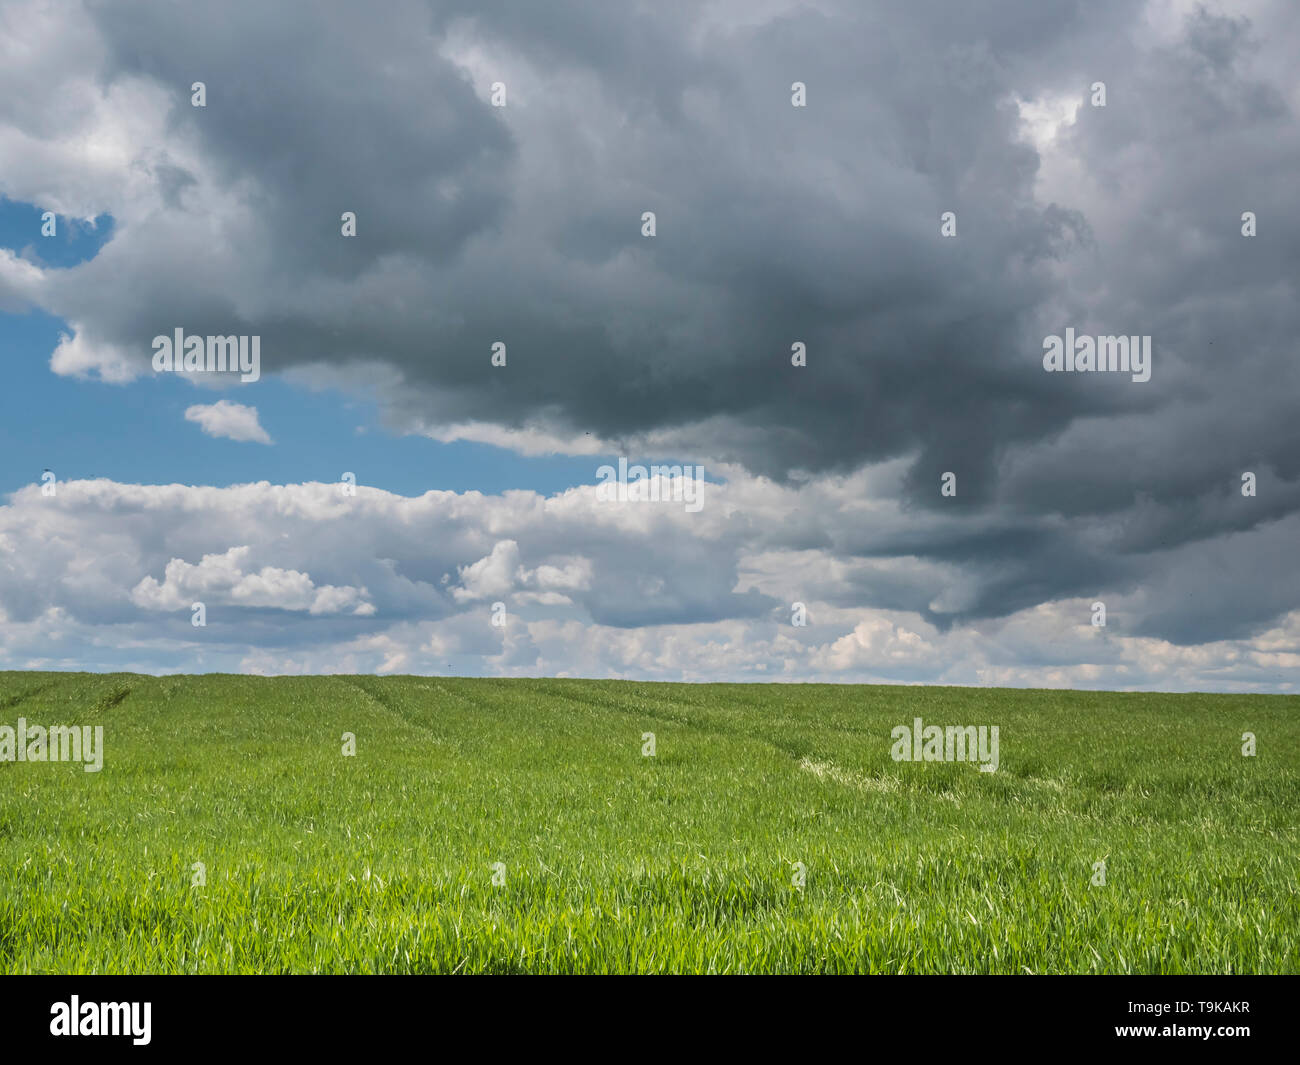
[3,974,1292,1053]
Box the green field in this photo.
[1,670,1296,974]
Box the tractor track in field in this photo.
[0,681,60,713]
[533,682,812,763]
[338,676,449,747]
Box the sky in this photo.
[1,0,1298,690]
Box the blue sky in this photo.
[1,196,617,500]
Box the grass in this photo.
[0,670,1296,974]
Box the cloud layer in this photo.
[2,474,1296,690]
[2,0,1298,686]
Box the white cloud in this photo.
[811,616,938,672]
[421,421,607,457]
[184,400,273,444]
[0,475,1295,691]
[50,325,139,383]
[453,540,522,602]
[131,545,373,615]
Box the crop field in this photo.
[0,670,1296,974]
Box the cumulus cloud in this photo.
[453,540,522,602]
[0,475,1295,691]
[131,545,373,615]
[184,400,273,444]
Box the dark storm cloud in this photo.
[72,0,1116,483]
[89,0,515,275]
